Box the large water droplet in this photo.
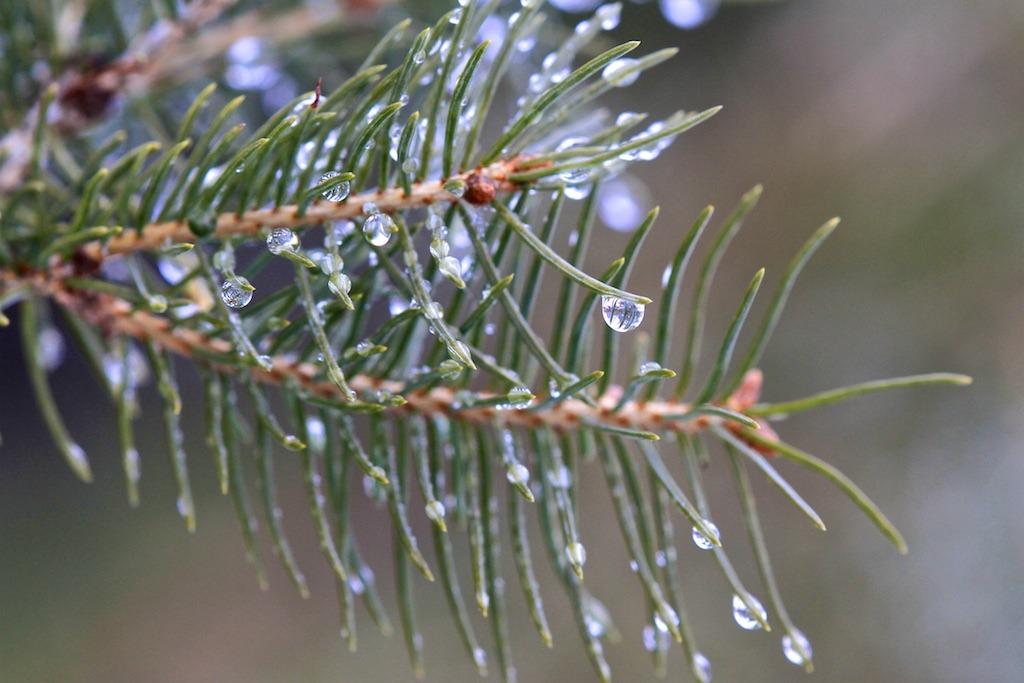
[266,227,299,254]
[221,278,253,308]
[363,213,395,247]
[692,521,720,550]
[602,58,640,87]
[601,295,645,332]
[732,593,767,631]
[782,629,813,666]
[319,171,351,202]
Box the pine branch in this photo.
[0,1,971,680]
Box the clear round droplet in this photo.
[602,58,640,87]
[782,629,812,666]
[221,279,253,308]
[601,295,645,332]
[266,227,299,254]
[319,171,350,202]
[732,593,767,631]
[692,521,720,550]
[363,213,395,247]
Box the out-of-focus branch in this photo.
[0,0,391,195]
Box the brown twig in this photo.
[79,159,527,261]
[3,266,767,439]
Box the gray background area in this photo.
[2,0,1022,681]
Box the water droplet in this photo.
[661,264,673,288]
[642,624,657,652]
[506,385,533,409]
[585,615,605,638]
[732,593,767,631]
[566,542,587,567]
[158,258,187,285]
[472,647,487,670]
[548,0,601,10]
[506,463,530,488]
[266,227,299,254]
[659,0,720,29]
[595,3,621,30]
[598,175,651,232]
[483,323,496,336]
[692,521,720,550]
[389,296,409,316]
[782,629,812,666]
[693,652,712,682]
[639,361,662,376]
[401,157,419,174]
[305,416,326,451]
[221,279,253,308]
[602,58,640,87]
[362,201,380,215]
[348,575,365,595]
[425,500,446,525]
[601,295,645,332]
[213,248,235,271]
[319,171,351,202]
[546,466,571,489]
[363,213,395,247]
[38,326,66,371]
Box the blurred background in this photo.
[2,0,1023,681]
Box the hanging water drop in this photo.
[266,227,299,254]
[692,520,720,550]
[506,463,530,488]
[38,326,66,371]
[693,652,712,682]
[602,58,640,87]
[425,500,446,526]
[601,295,645,332]
[566,542,587,568]
[546,466,571,489]
[363,213,395,247]
[639,361,663,376]
[732,593,767,631]
[319,171,351,202]
[221,278,253,308]
[782,629,813,666]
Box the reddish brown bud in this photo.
[463,172,497,206]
